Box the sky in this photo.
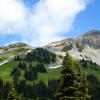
[0,0,100,46]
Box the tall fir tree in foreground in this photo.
[56,53,91,100]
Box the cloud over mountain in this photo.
[0,0,90,46]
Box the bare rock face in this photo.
[45,30,100,65]
[76,30,100,49]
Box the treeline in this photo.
[80,58,100,70]
[15,48,56,64]
[0,79,59,100]
[17,79,59,100]
[87,74,100,100]
[0,74,99,100]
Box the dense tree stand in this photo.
[56,53,91,100]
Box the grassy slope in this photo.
[0,61,18,82]
[75,59,100,81]
[0,59,100,84]
[0,48,29,61]
[0,61,61,84]
[82,67,100,81]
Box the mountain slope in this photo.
[45,30,100,65]
[0,43,33,62]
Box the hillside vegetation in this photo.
[0,47,100,99]
[0,43,32,62]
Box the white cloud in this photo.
[0,0,90,46]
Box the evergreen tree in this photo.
[18,80,27,95]
[37,81,48,99]
[14,55,20,61]
[36,63,47,73]
[7,85,18,100]
[24,67,38,81]
[0,79,3,90]
[0,79,3,99]
[22,62,27,70]
[18,62,23,69]
[87,74,100,100]
[29,63,32,69]
[75,68,90,98]
[48,79,59,99]
[3,82,10,99]
[26,48,56,63]
[11,68,20,77]
[56,53,91,100]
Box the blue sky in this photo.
[0,34,21,46]
[65,0,100,37]
[0,0,100,46]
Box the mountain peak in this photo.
[83,30,100,37]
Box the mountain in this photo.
[76,30,100,48]
[45,30,100,65]
[0,30,100,65]
[0,33,100,100]
[0,43,33,62]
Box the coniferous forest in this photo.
[0,48,100,100]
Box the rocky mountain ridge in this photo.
[45,30,100,65]
[0,30,100,65]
